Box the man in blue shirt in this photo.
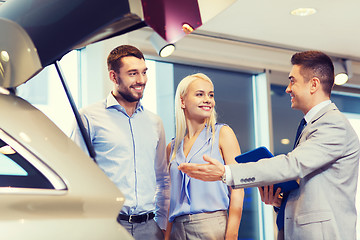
[71,45,170,240]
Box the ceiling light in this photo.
[150,32,175,58]
[335,73,348,85]
[182,23,194,35]
[281,138,290,145]
[291,8,317,16]
[158,44,175,58]
[334,59,352,85]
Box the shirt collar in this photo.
[304,100,331,124]
[105,92,144,113]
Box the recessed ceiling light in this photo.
[281,138,290,145]
[291,8,317,16]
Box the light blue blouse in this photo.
[168,123,230,222]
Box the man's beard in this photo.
[118,88,143,103]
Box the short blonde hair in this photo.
[170,73,217,162]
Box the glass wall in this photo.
[17,51,79,135]
[173,64,255,152]
[270,84,303,155]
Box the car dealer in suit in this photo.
[178,50,360,240]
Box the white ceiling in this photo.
[197,0,360,61]
[1,0,359,62]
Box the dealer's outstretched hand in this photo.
[178,154,225,181]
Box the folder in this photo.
[235,147,299,193]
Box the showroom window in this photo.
[17,50,79,135]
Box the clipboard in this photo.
[235,147,299,193]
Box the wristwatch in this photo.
[220,171,226,184]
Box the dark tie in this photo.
[276,118,306,231]
[293,118,307,149]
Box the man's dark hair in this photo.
[291,51,334,95]
[107,45,145,73]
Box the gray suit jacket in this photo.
[230,103,360,240]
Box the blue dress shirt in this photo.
[70,93,170,229]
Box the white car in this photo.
[0,88,132,239]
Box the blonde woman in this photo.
[165,73,244,240]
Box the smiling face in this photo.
[181,79,215,122]
[286,64,313,114]
[110,56,148,103]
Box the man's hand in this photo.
[258,185,282,208]
[178,154,225,181]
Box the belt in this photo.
[117,212,155,223]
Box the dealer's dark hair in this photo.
[291,51,334,95]
[107,45,144,73]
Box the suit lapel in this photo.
[297,103,338,146]
[309,103,338,125]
